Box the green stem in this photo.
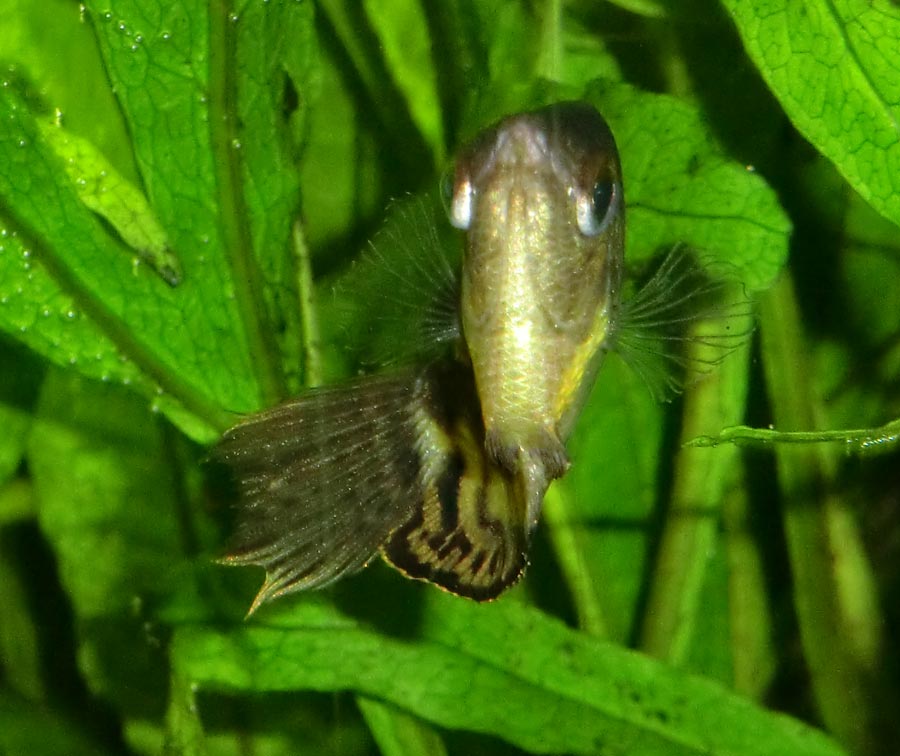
[164,665,208,756]
[639,310,752,664]
[293,219,324,388]
[760,271,890,753]
[686,417,900,454]
[208,0,285,406]
[721,475,776,699]
[543,484,608,638]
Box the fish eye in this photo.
[447,174,474,230]
[576,179,617,237]
[440,166,473,230]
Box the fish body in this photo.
[217,103,638,610]
[451,103,624,524]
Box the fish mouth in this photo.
[468,113,579,189]
[491,119,551,168]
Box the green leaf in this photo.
[587,80,791,291]
[173,595,847,756]
[0,0,134,171]
[0,1,321,440]
[0,80,237,440]
[0,341,39,486]
[85,0,284,410]
[363,0,445,164]
[164,667,208,756]
[228,0,319,394]
[27,369,204,711]
[549,358,665,643]
[38,117,181,285]
[723,0,900,229]
[0,689,105,756]
[357,697,448,756]
[2,1,896,753]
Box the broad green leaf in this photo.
[0,0,134,173]
[27,369,204,711]
[722,0,900,229]
[0,2,321,440]
[0,90,228,441]
[173,594,847,756]
[84,0,287,409]
[587,80,791,290]
[0,216,200,435]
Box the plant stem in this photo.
[760,270,891,753]
[293,218,324,387]
[543,484,608,638]
[639,309,752,664]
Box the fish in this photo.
[214,101,741,613]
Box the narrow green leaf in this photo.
[37,118,181,285]
[606,0,666,18]
[357,697,448,756]
[721,477,777,701]
[315,0,435,186]
[0,0,133,172]
[231,0,318,393]
[363,0,445,163]
[164,668,208,756]
[639,332,752,669]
